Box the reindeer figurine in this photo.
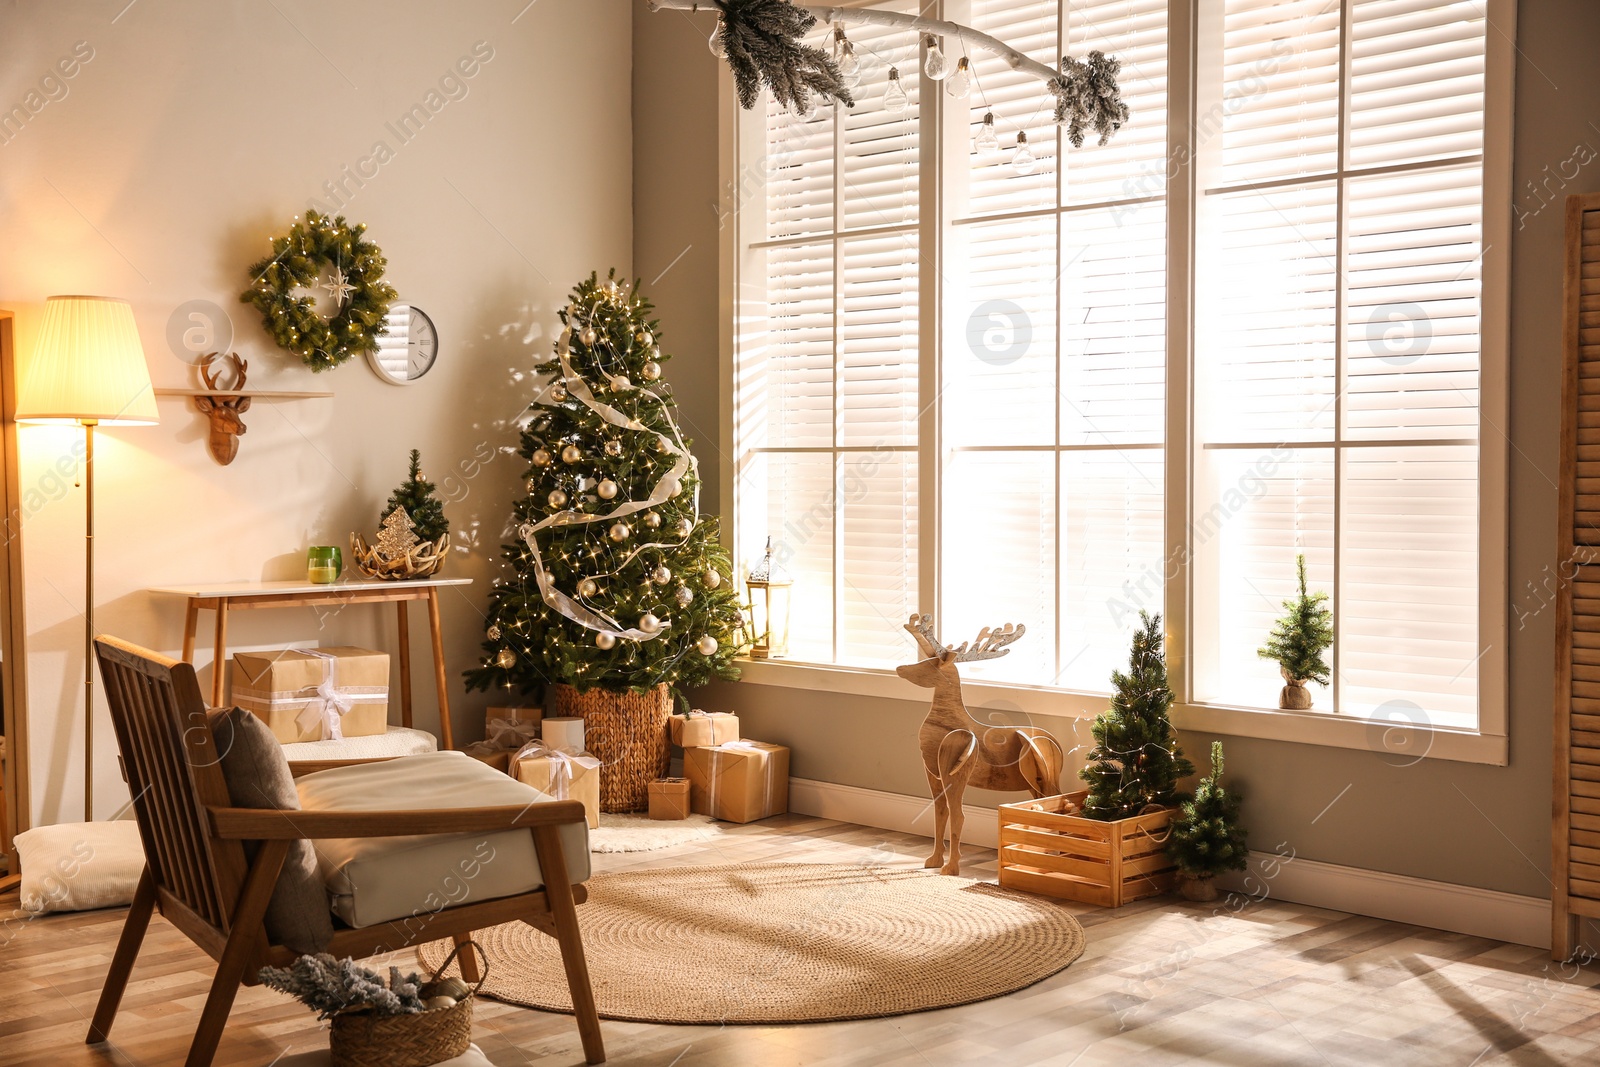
[192,352,250,466]
[897,613,1065,876]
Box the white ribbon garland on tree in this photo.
[517,326,703,642]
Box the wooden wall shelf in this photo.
[155,387,332,465]
[154,389,332,399]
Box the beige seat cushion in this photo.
[280,725,437,763]
[295,750,590,929]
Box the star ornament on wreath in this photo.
[240,210,398,372]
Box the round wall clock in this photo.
[368,304,439,384]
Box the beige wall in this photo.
[636,0,1600,899]
[1,0,634,823]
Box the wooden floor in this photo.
[5,814,1600,1066]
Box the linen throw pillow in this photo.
[15,820,143,914]
[212,707,334,953]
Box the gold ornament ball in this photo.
[676,586,694,607]
[676,518,694,537]
[634,329,648,344]
[653,565,672,585]
[595,632,616,650]
[696,635,719,656]
[639,612,662,634]
[608,522,631,542]
[550,383,568,402]
[598,479,619,500]
[496,648,516,669]
[487,624,502,640]
[562,444,583,464]
[604,439,623,457]
[643,511,662,529]
[641,360,662,381]
[547,489,568,508]
[611,374,632,391]
[532,448,551,467]
[578,577,599,597]
[704,568,722,589]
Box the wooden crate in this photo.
[997,790,1177,908]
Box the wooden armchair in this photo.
[88,636,605,1067]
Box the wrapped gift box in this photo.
[669,711,740,748]
[514,745,601,829]
[233,646,388,744]
[648,778,691,821]
[684,741,789,824]
[488,706,541,731]
[541,716,585,753]
[463,746,511,774]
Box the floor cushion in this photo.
[295,750,591,929]
[274,1041,497,1066]
[14,820,143,914]
[280,725,437,763]
[212,707,335,954]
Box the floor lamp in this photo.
[15,296,158,822]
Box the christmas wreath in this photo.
[240,210,398,372]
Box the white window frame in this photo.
[719,0,1514,765]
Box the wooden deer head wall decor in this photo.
[897,613,1065,876]
[193,352,250,466]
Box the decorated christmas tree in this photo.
[1168,741,1249,879]
[382,449,449,546]
[1079,612,1194,820]
[1257,553,1333,709]
[464,270,744,696]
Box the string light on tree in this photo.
[464,269,744,698]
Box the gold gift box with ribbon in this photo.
[684,741,790,824]
[232,646,389,744]
[513,741,601,829]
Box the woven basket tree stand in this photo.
[548,682,671,813]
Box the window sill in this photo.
[730,658,1508,766]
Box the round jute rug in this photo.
[418,862,1085,1024]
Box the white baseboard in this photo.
[788,777,1551,949]
[789,777,1001,850]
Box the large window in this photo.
[730,0,1508,756]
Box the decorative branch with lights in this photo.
[463,270,744,698]
[649,0,1129,157]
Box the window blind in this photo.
[1193,0,1485,727]
[736,5,921,668]
[945,0,1168,691]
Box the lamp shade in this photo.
[16,296,159,425]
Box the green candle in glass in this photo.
[308,546,342,585]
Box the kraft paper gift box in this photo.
[684,741,789,824]
[487,706,541,731]
[513,743,601,829]
[462,745,511,774]
[232,646,389,744]
[648,778,692,821]
[669,711,740,748]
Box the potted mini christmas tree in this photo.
[996,612,1193,907]
[351,449,451,579]
[465,270,743,812]
[1257,553,1332,710]
[1080,611,1194,820]
[1167,740,1249,902]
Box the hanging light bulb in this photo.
[922,34,948,80]
[947,56,972,98]
[832,26,861,88]
[708,15,726,58]
[1012,131,1036,175]
[883,67,908,114]
[975,111,999,152]
[838,41,861,88]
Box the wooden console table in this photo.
[148,577,472,751]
